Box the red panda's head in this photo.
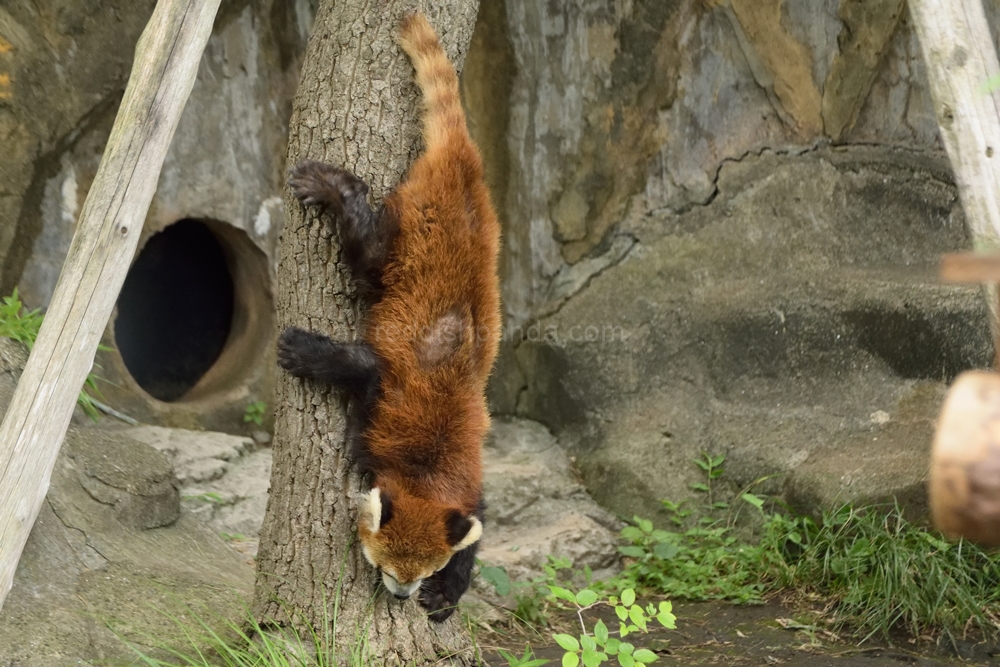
[357,485,482,599]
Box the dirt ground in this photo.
[482,600,1000,666]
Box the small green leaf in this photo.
[616,605,629,621]
[581,649,601,667]
[563,653,580,667]
[594,619,609,644]
[551,587,578,604]
[581,635,597,652]
[618,642,634,655]
[576,589,599,606]
[621,589,636,607]
[478,565,512,596]
[652,542,678,560]
[619,546,647,558]
[620,622,630,637]
[629,604,646,627]
[617,655,635,667]
[554,634,581,652]
[620,526,644,541]
[690,483,709,492]
[633,649,658,663]
[604,637,620,654]
[741,492,764,509]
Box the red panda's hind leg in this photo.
[288,159,399,294]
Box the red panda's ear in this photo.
[379,488,394,527]
[445,510,483,552]
[364,487,393,533]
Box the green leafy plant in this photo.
[243,400,267,426]
[497,644,549,667]
[550,586,674,667]
[479,562,512,596]
[0,288,108,421]
[0,288,43,346]
[690,453,726,508]
[613,513,772,605]
[480,556,580,628]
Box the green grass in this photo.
[120,591,384,667]
[780,503,1000,642]
[612,496,1000,643]
[0,287,108,420]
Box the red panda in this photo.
[276,13,501,623]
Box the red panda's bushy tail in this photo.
[397,14,467,150]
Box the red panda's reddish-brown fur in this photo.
[356,14,500,582]
[278,13,500,618]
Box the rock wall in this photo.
[463,0,998,518]
[468,0,955,324]
[0,0,312,433]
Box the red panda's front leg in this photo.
[288,159,399,295]
[277,326,379,397]
[277,326,383,469]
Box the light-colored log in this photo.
[930,371,1000,546]
[911,0,1000,335]
[941,251,1000,283]
[0,0,221,611]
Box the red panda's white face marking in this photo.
[358,486,482,599]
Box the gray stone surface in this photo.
[479,418,621,583]
[126,424,267,560]
[65,426,180,530]
[0,430,252,665]
[0,339,254,664]
[498,146,992,520]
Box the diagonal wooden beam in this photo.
[0,0,221,611]
[912,0,1000,337]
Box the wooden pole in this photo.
[0,0,221,611]
[911,0,1000,337]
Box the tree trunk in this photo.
[252,1,481,664]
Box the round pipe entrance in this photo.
[115,219,235,402]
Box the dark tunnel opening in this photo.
[115,219,235,402]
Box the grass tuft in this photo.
[613,497,1000,642]
[121,596,378,667]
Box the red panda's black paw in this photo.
[418,585,457,623]
[276,326,325,378]
[288,159,368,209]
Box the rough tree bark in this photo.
[252,1,481,664]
